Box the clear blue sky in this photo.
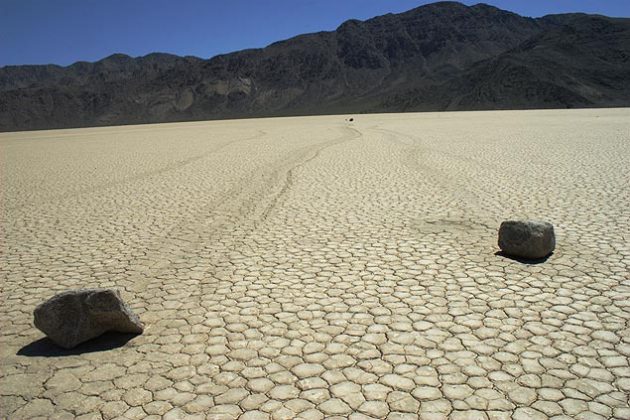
[2,0,628,67]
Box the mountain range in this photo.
[1,1,629,131]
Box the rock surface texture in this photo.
[498,220,556,259]
[33,289,144,349]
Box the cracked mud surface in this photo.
[1,109,629,419]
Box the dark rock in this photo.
[33,288,143,349]
[498,220,555,260]
[2,3,630,132]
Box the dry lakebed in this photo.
[1,109,629,419]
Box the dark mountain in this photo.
[1,2,629,131]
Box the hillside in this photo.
[1,1,629,131]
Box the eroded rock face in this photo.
[33,289,143,349]
[498,220,555,259]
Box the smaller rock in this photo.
[498,220,555,259]
[34,288,143,349]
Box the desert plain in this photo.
[1,108,629,420]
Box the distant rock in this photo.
[34,288,143,349]
[498,220,555,260]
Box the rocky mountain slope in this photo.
[1,1,629,131]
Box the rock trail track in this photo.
[1,109,629,419]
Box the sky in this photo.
[2,0,629,67]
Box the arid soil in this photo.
[1,109,629,419]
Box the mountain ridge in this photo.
[1,1,629,131]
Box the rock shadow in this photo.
[17,331,139,357]
[494,250,553,265]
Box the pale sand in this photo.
[1,109,629,419]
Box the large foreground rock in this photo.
[34,289,143,349]
[498,220,555,259]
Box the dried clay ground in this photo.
[1,109,629,420]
